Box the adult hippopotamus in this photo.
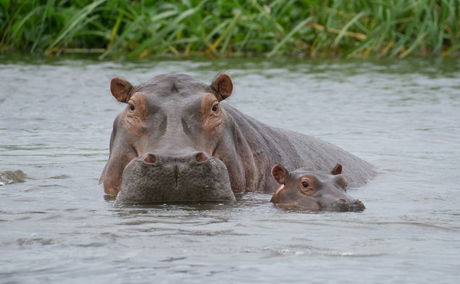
[270,163,365,211]
[99,73,375,204]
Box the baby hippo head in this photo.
[270,163,365,212]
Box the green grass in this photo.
[0,0,459,58]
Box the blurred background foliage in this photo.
[0,0,459,58]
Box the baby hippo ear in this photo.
[111,77,133,103]
[211,73,233,101]
[271,164,289,184]
[331,163,342,175]
[335,176,348,189]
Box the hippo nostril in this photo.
[338,199,347,204]
[143,153,156,164]
[195,152,208,163]
[352,200,366,211]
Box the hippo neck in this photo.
[221,104,375,193]
[222,105,298,193]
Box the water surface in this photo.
[1,57,459,283]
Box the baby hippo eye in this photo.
[129,103,135,111]
[211,104,219,112]
[302,181,309,188]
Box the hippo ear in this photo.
[331,163,342,175]
[335,176,348,189]
[272,164,289,184]
[211,73,233,101]
[111,77,133,103]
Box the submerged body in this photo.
[99,73,375,204]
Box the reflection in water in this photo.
[0,58,459,283]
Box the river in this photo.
[0,57,459,283]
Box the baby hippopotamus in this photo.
[270,163,365,212]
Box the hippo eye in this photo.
[129,104,135,111]
[302,181,309,188]
[211,104,219,112]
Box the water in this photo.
[1,57,459,283]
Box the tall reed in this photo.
[0,0,458,58]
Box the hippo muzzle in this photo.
[324,199,366,212]
[115,152,235,204]
[323,199,366,212]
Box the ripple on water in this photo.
[261,244,388,258]
[16,237,55,247]
[49,174,71,179]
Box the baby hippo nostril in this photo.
[195,152,208,163]
[143,153,156,164]
[352,200,366,211]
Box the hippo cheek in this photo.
[296,197,322,211]
[115,156,236,205]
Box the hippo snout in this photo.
[142,152,210,165]
[115,152,235,204]
[330,199,365,212]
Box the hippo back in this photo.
[222,105,375,192]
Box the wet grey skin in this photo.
[270,164,366,212]
[117,152,235,204]
[99,73,375,204]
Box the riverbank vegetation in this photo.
[0,0,459,58]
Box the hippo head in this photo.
[99,73,236,204]
[270,163,365,212]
